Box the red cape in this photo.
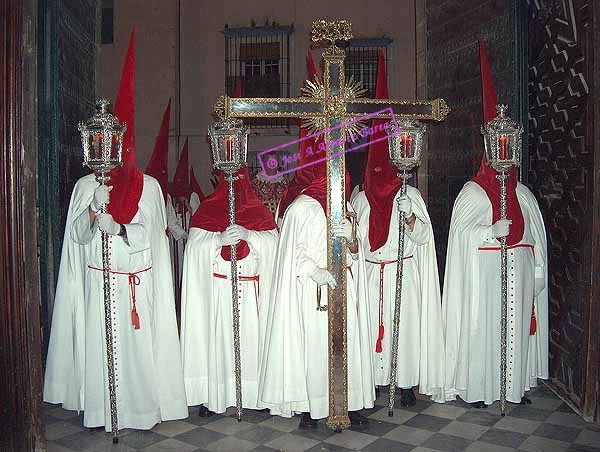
[190,168,276,260]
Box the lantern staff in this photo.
[385,119,427,416]
[208,109,249,421]
[480,104,524,416]
[78,99,126,443]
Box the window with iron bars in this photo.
[224,24,292,129]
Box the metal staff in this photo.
[480,105,523,417]
[78,100,126,443]
[498,171,509,416]
[385,120,426,417]
[388,170,408,416]
[98,172,120,442]
[208,114,249,422]
[226,172,243,422]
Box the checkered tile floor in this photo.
[45,384,600,452]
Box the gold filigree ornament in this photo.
[301,75,367,142]
[213,95,227,120]
[311,20,353,47]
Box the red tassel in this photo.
[375,324,385,353]
[132,306,140,330]
[529,303,536,336]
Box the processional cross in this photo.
[215,19,449,431]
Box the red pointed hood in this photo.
[471,40,524,246]
[171,138,191,199]
[190,168,276,260]
[108,28,144,224]
[190,167,207,201]
[363,49,401,251]
[278,48,325,217]
[145,99,171,202]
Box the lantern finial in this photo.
[481,104,523,172]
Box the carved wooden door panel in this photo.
[527,0,598,419]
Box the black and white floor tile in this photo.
[44,384,600,452]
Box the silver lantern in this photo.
[208,113,249,423]
[480,104,523,418]
[78,99,127,183]
[208,117,249,175]
[386,119,426,172]
[481,104,523,172]
[77,98,126,444]
[384,118,426,417]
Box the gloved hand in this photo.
[218,227,241,246]
[91,185,112,212]
[97,213,121,235]
[228,224,249,241]
[488,219,512,238]
[332,219,352,240]
[397,195,413,217]
[534,277,545,297]
[310,267,337,288]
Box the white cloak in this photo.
[259,195,375,419]
[443,181,549,405]
[352,186,445,402]
[43,174,188,430]
[181,227,278,413]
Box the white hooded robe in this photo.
[181,227,278,413]
[352,186,445,402]
[443,181,549,405]
[259,195,375,419]
[43,174,188,430]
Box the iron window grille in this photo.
[224,24,293,129]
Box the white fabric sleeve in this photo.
[406,214,430,245]
[296,240,319,282]
[123,222,150,253]
[478,224,498,244]
[70,207,97,244]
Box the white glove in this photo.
[397,195,413,217]
[218,227,240,246]
[332,219,352,240]
[97,213,121,235]
[310,267,337,288]
[228,224,249,241]
[91,185,112,212]
[534,277,545,297]
[487,219,512,238]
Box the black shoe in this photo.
[198,405,214,417]
[348,411,369,426]
[471,401,487,409]
[375,387,381,399]
[520,396,532,405]
[399,388,416,407]
[299,412,318,429]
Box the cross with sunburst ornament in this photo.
[213,19,449,432]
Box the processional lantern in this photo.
[481,104,523,172]
[208,104,249,422]
[77,98,127,444]
[387,119,426,172]
[384,118,426,416]
[480,104,524,417]
[78,99,127,181]
[208,112,249,174]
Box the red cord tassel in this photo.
[529,303,536,336]
[132,306,140,330]
[375,324,384,353]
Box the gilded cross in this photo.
[216,19,449,431]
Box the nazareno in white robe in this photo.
[352,186,445,402]
[259,194,375,419]
[43,173,188,430]
[181,227,278,412]
[443,181,549,405]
